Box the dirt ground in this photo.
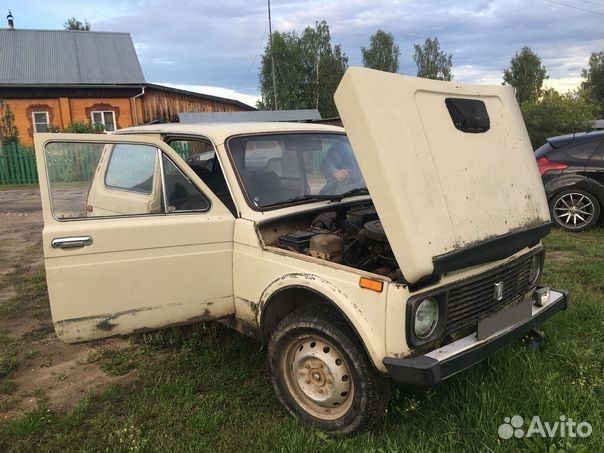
[0,188,135,420]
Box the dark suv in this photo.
[536,130,604,232]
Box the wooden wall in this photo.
[136,87,251,124]
[3,97,135,146]
[2,86,253,145]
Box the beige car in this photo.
[35,68,567,434]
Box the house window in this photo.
[91,111,116,132]
[32,112,50,133]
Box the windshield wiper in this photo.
[259,188,369,208]
[260,194,331,208]
[316,187,369,201]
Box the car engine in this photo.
[271,205,402,280]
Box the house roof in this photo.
[0,29,145,86]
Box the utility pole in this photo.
[268,0,278,110]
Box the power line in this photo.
[574,0,602,7]
[541,0,603,15]
[236,21,269,92]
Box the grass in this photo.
[0,332,20,379]
[0,242,48,318]
[87,344,143,376]
[0,228,602,452]
[0,184,39,191]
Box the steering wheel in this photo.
[319,172,364,196]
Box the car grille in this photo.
[445,256,533,336]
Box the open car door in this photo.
[34,133,235,343]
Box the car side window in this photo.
[45,142,163,219]
[588,140,604,162]
[161,154,210,212]
[561,141,600,161]
[167,137,237,217]
[44,141,213,220]
[105,144,157,194]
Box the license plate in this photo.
[477,298,532,340]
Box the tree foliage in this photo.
[258,21,348,117]
[503,47,548,105]
[0,100,19,145]
[521,89,594,148]
[64,17,91,31]
[361,30,400,73]
[579,51,604,118]
[413,37,453,81]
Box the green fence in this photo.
[0,142,38,185]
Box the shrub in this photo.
[0,99,19,144]
[63,121,105,134]
[521,89,595,149]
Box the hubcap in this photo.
[281,335,353,420]
[554,193,594,229]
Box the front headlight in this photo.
[414,297,439,339]
[529,254,543,285]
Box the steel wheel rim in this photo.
[554,193,595,229]
[281,334,354,420]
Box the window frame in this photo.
[32,111,50,133]
[164,133,239,217]
[225,131,363,212]
[43,139,213,223]
[90,110,117,132]
[159,152,211,214]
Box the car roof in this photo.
[547,130,604,149]
[114,122,345,145]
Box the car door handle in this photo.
[51,236,93,249]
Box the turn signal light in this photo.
[359,277,383,293]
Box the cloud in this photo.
[11,0,604,97]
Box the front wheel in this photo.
[549,189,600,232]
[268,307,390,434]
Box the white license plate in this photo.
[476,298,532,340]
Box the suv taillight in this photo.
[537,156,567,176]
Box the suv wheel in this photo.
[550,189,600,232]
[268,306,390,434]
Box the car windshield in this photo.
[227,133,366,208]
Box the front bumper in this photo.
[383,288,568,386]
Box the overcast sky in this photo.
[8,0,604,106]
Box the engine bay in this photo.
[260,203,402,281]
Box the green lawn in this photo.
[0,184,39,191]
[0,228,602,453]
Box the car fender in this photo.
[258,272,385,371]
[548,174,604,206]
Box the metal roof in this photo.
[0,29,145,86]
[179,109,321,123]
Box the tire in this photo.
[549,189,600,232]
[268,306,391,434]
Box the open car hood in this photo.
[335,68,550,284]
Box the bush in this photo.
[62,121,105,134]
[0,99,19,144]
[521,89,595,149]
